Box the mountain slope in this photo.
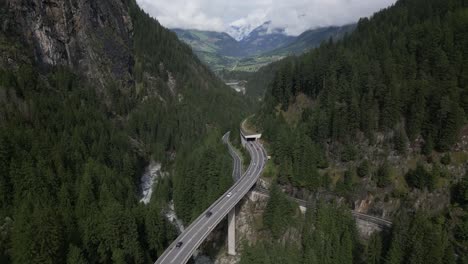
[266,24,356,56]
[4,0,133,89]
[174,23,355,73]
[245,0,468,262]
[173,22,296,58]
[261,0,467,150]
[172,29,239,56]
[172,29,240,71]
[0,0,248,263]
[237,21,296,56]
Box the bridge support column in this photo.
[240,133,247,147]
[227,208,236,255]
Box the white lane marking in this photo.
[172,152,256,245]
[164,142,267,264]
[177,143,262,263]
[186,143,266,262]
[157,247,172,264]
[170,144,259,263]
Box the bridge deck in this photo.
[155,133,267,264]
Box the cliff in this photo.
[3,0,134,88]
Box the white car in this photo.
[226,192,232,198]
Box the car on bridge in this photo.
[205,211,212,217]
[176,242,183,248]
[226,192,232,198]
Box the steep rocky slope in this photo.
[5,0,133,88]
[243,0,468,262]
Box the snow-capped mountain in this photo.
[174,21,295,57]
[226,21,261,41]
[227,20,289,41]
[238,21,295,55]
[226,25,253,41]
[173,21,356,72]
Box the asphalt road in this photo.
[254,186,393,228]
[155,133,267,264]
[222,132,242,181]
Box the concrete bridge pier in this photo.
[227,208,236,255]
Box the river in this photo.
[139,161,214,263]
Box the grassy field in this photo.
[233,55,285,72]
[196,51,285,73]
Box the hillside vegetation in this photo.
[0,0,248,263]
[244,0,468,263]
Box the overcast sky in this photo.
[136,0,397,36]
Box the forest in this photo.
[261,0,467,151]
[0,0,247,263]
[243,0,468,263]
[241,186,461,264]
[254,0,468,196]
[1,0,467,263]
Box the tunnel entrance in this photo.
[240,129,262,147]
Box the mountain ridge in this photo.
[173,23,355,72]
[237,21,296,56]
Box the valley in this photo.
[0,0,467,264]
[173,23,355,73]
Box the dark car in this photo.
[176,241,183,248]
[206,211,213,217]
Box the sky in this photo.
[136,0,397,37]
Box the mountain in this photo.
[173,22,295,58]
[226,22,259,41]
[0,0,248,263]
[237,21,296,56]
[172,29,239,56]
[172,29,239,71]
[235,24,356,73]
[243,0,468,262]
[174,23,355,73]
[266,24,356,56]
[172,22,297,72]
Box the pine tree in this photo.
[393,126,408,155]
[264,184,294,239]
[357,160,370,178]
[366,233,382,264]
[376,162,391,188]
[12,205,65,264]
[67,245,87,264]
[452,172,468,208]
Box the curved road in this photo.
[222,132,242,181]
[155,133,267,264]
[254,186,393,228]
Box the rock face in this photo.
[355,218,384,238]
[4,0,134,87]
[139,161,168,204]
[213,193,269,264]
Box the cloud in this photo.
[266,0,397,35]
[136,0,225,31]
[136,0,397,36]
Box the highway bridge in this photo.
[155,131,267,264]
[155,127,391,263]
